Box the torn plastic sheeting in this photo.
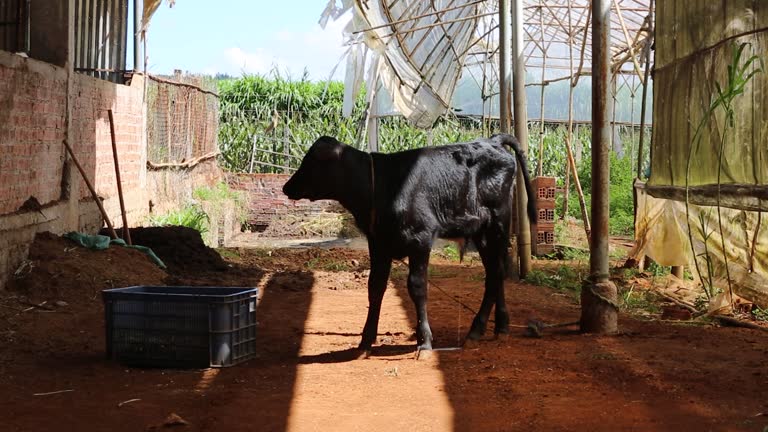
[631,184,767,306]
[343,44,367,117]
[327,0,481,128]
[319,0,354,29]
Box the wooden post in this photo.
[512,0,532,277]
[671,266,684,279]
[248,134,257,173]
[108,109,131,244]
[283,122,290,173]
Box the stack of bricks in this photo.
[531,176,556,256]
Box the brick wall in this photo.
[228,173,342,230]
[0,52,149,290]
[0,51,228,289]
[71,73,144,201]
[0,54,67,214]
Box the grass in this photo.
[217,249,242,260]
[194,182,248,227]
[148,204,210,235]
[436,244,461,261]
[193,181,242,202]
[524,264,584,293]
[560,246,589,261]
[619,284,661,315]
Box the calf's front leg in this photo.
[358,254,392,354]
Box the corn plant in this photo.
[684,42,763,308]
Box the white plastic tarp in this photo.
[631,183,768,306]
[321,0,481,128]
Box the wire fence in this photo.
[146,73,219,165]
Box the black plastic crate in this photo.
[102,286,258,368]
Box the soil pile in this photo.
[7,232,167,300]
[108,226,229,274]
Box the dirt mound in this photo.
[7,232,167,301]
[109,226,229,275]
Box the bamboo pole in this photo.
[565,0,591,242]
[108,110,131,245]
[613,0,645,85]
[537,6,546,177]
[611,77,618,155]
[636,9,653,179]
[573,1,592,87]
[512,0,532,276]
[562,161,571,220]
[591,0,612,282]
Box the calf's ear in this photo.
[312,136,343,161]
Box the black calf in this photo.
[283,134,535,353]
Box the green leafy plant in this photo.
[148,204,210,235]
[435,244,460,261]
[752,307,768,322]
[694,211,718,302]
[646,261,669,278]
[524,265,583,293]
[619,285,660,315]
[194,182,248,226]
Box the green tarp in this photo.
[63,232,167,269]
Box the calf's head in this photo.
[283,136,345,201]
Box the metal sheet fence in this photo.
[0,0,26,53]
[73,0,129,83]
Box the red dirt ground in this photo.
[1,231,767,432]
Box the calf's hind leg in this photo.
[407,249,433,351]
[467,232,508,339]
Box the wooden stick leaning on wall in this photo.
[62,140,118,239]
[108,109,132,245]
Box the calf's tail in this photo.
[491,133,537,224]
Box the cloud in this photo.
[223,47,273,75]
[212,13,351,80]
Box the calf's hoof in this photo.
[463,338,481,349]
[355,349,372,360]
[493,332,511,341]
[415,345,433,360]
[466,328,484,341]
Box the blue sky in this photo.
[144,1,349,80]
